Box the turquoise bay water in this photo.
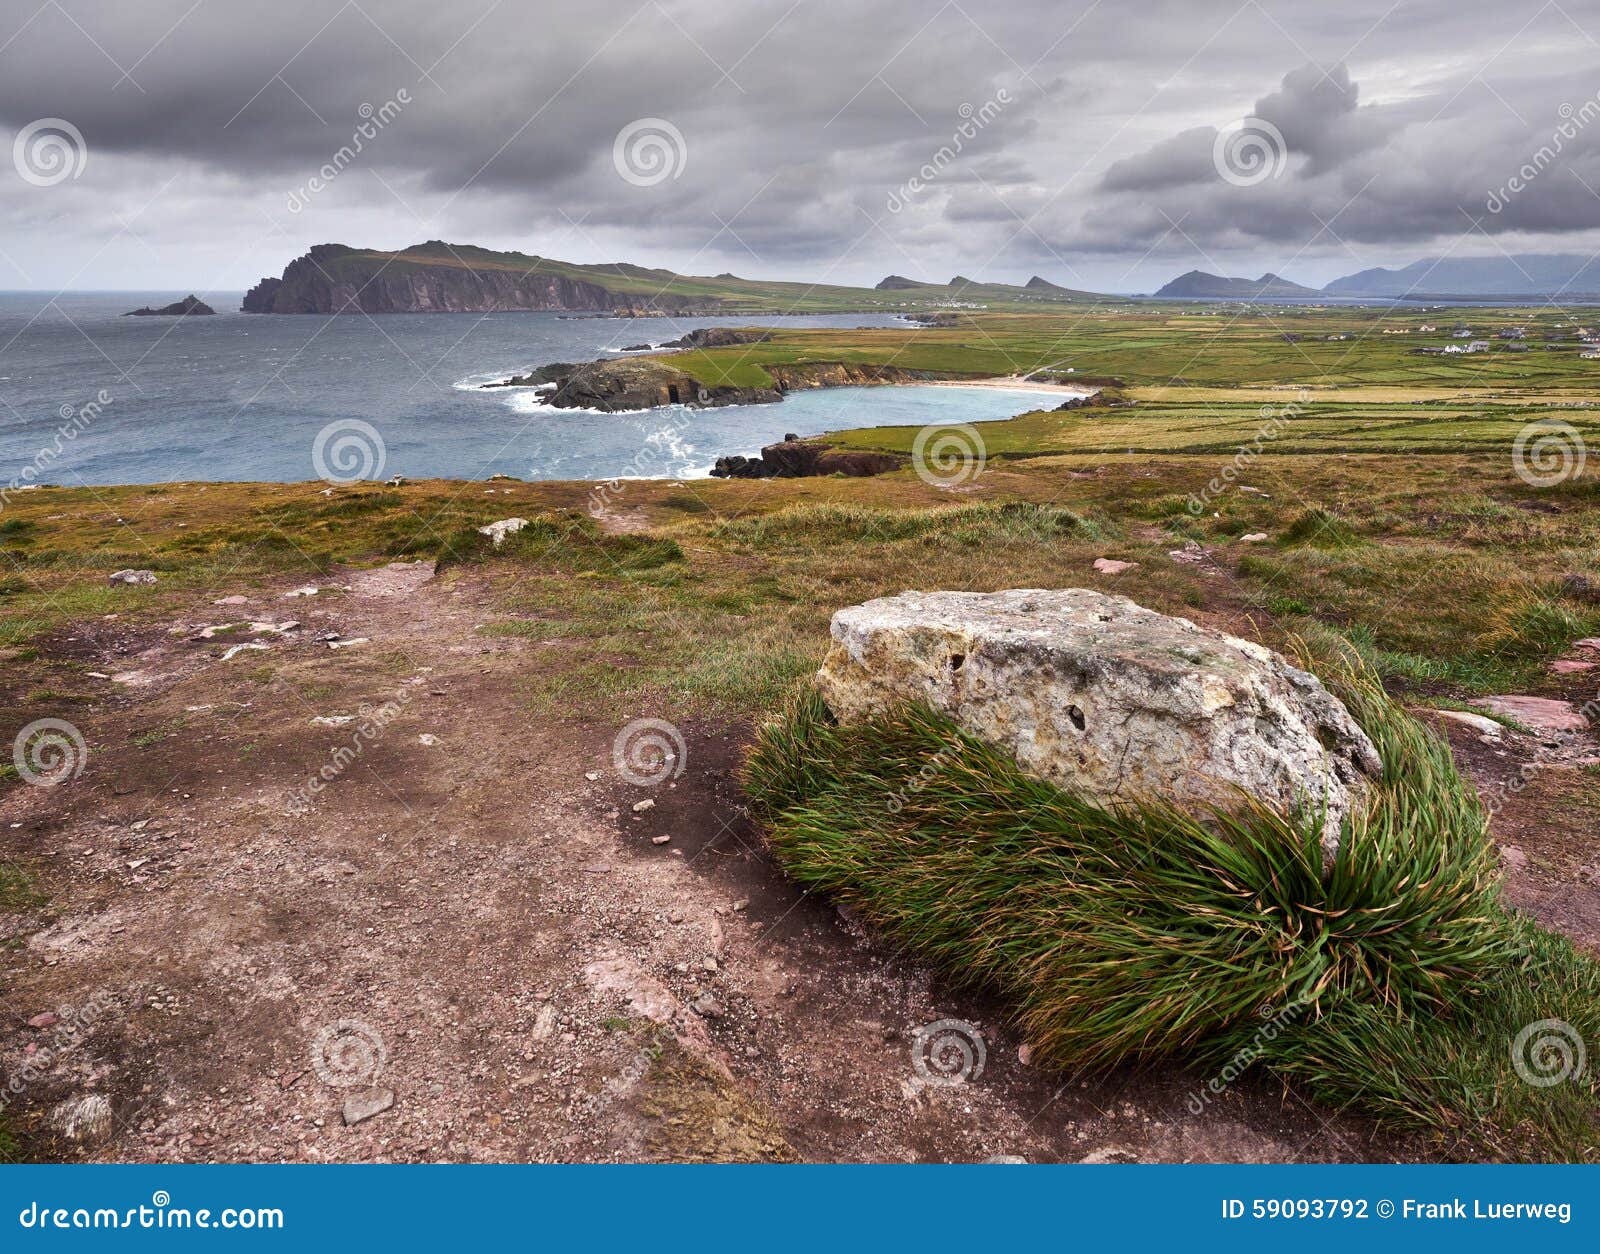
[0,293,1069,485]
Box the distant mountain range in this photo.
[1156,254,1600,300]
[1155,271,1319,299]
[873,273,1101,301]
[239,242,1600,314]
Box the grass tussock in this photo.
[744,654,1599,1160]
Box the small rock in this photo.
[651,834,671,845]
[49,1094,114,1144]
[1551,659,1596,674]
[1167,541,1210,565]
[418,734,440,746]
[1079,1146,1140,1164]
[585,771,601,781]
[341,1086,395,1126]
[327,637,370,650]
[1501,845,1528,870]
[1092,558,1138,575]
[631,798,655,813]
[27,1012,59,1029]
[1239,532,1269,543]
[1475,695,1589,734]
[1434,709,1503,738]
[108,569,156,586]
[214,595,249,606]
[691,994,723,1018]
[1573,638,1600,654]
[701,956,719,973]
[477,517,529,548]
[1017,1042,1034,1065]
[284,586,319,598]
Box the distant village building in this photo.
[1418,323,1437,332]
[1466,340,1492,353]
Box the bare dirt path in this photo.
[3,561,1414,1162]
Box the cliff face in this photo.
[240,244,714,314]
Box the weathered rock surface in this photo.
[108,569,157,585]
[815,589,1381,855]
[711,440,901,479]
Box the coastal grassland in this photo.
[2,446,1596,728]
[669,304,1600,393]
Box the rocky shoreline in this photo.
[483,330,951,413]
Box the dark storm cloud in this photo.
[2,0,1600,290]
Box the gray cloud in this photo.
[1,0,1598,291]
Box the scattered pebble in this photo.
[631,799,655,813]
[651,834,671,845]
[1092,558,1137,575]
[341,1086,395,1126]
[108,569,156,586]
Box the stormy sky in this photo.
[3,0,1600,293]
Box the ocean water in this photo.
[0,293,1070,486]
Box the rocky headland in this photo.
[485,332,947,413]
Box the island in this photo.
[123,295,215,316]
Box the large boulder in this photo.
[814,589,1381,857]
